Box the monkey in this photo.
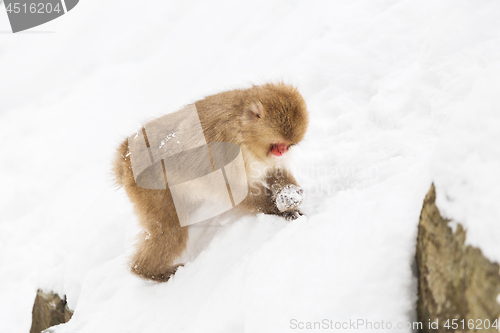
[113,83,309,282]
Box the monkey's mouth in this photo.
[270,143,289,157]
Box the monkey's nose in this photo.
[271,143,289,156]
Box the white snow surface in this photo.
[1,0,500,332]
[432,64,500,264]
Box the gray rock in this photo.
[30,290,73,333]
[416,184,500,332]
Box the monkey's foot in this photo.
[275,184,304,212]
[131,263,183,282]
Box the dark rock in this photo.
[416,184,500,332]
[30,290,73,333]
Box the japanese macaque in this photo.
[113,83,309,282]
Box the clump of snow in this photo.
[1,0,500,332]
[432,64,500,263]
[158,132,176,149]
[275,184,303,212]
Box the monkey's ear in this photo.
[248,101,264,120]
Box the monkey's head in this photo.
[242,83,309,161]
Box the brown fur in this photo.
[113,83,308,282]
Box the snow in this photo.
[1,0,500,332]
[159,132,176,149]
[275,184,303,213]
[432,64,500,263]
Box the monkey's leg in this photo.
[130,222,188,282]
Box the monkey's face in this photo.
[243,84,309,161]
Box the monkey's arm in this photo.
[243,168,304,220]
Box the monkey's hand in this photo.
[278,209,304,221]
[274,184,304,220]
